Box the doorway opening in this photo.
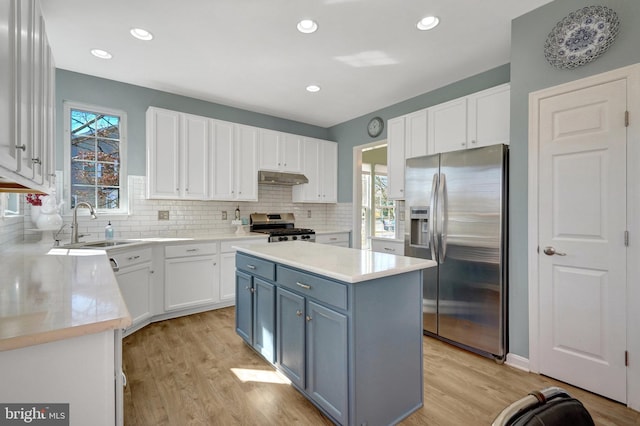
[352,141,398,250]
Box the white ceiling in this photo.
[40,0,552,128]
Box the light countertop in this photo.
[0,245,131,352]
[233,241,435,283]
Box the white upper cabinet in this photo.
[467,83,510,148]
[181,113,209,199]
[387,116,407,200]
[428,83,510,153]
[235,125,258,201]
[209,119,236,200]
[0,0,55,192]
[292,138,337,203]
[146,107,182,199]
[405,109,428,159]
[0,0,17,172]
[258,129,302,172]
[428,98,468,154]
[388,109,428,200]
[146,108,209,200]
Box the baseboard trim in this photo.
[505,353,530,372]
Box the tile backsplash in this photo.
[15,176,353,244]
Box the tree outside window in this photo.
[66,104,125,211]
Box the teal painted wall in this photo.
[509,0,640,358]
[55,70,331,173]
[327,64,511,204]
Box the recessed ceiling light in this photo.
[130,27,154,41]
[90,49,112,59]
[306,85,321,93]
[297,19,318,34]
[417,16,440,31]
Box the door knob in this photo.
[543,246,566,256]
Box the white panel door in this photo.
[236,125,258,201]
[210,119,235,200]
[281,133,301,172]
[387,116,406,199]
[258,129,280,171]
[428,98,467,153]
[405,109,428,158]
[182,114,208,199]
[146,108,180,198]
[538,79,627,402]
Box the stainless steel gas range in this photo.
[249,213,315,243]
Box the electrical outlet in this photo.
[307,210,312,218]
[221,211,227,220]
[158,210,170,220]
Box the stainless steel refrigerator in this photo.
[404,144,508,361]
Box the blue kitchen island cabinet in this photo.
[234,241,436,426]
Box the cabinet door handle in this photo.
[306,315,312,322]
[296,310,303,317]
[15,144,26,151]
[384,247,395,252]
[296,282,311,290]
[247,264,256,270]
[186,248,198,252]
[127,255,140,261]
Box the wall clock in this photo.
[367,116,384,138]
[544,5,620,70]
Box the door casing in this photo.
[528,63,640,410]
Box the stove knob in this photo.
[281,236,288,241]
[292,236,298,240]
[302,235,309,240]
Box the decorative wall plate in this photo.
[544,5,620,70]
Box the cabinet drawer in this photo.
[110,248,152,268]
[315,233,350,245]
[371,239,404,256]
[165,242,217,258]
[236,253,275,281]
[276,266,347,310]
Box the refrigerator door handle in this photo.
[429,172,439,261]
[438,173,448,263]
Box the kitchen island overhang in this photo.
[233,241,436,426]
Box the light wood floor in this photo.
[123,308,639,425]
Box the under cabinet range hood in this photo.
[258,170,308,186]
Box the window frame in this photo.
[63,101,128,215]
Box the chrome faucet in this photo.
[71,202,97,244]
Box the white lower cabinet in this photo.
[315,232,351,248]
[111,248,153,336]
[164,243,219,311]
[220,238,267,303]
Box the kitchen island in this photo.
[234,241,436,426]
[0,246,131,426]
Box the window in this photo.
[1,193,20,217]
[64,102,127,213]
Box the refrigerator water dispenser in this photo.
[410,206,430,248]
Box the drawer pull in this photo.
[127,255,141,261]
[186,248,199,252]
[296,310,303,317]
[329,237,337,241]
[384,247,396,252]
[247,264,256,270]
[296,282,311,290]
